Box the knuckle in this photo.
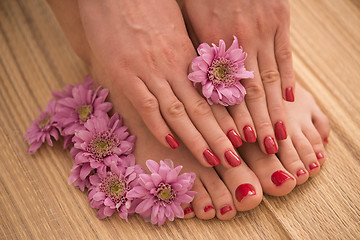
[166,100,186,118]
[276,47,293,61]
[213,135,230,147]
[140,97,159,113]
[260,70,281,85]
[269,103,284,115]
[190,99,212,116]
[256,121,273,131]
[245,82,266,101]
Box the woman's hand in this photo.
[182,0,295,154]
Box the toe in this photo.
[191,177,216,220]
[312,106,331,145]
[302,124,327,165]
[182,204,195,219]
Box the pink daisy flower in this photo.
[127,159,196,226]
[87,162,145,220]
[25,99,59,154]
[72,114,136,175]
[188,36,254,106]
[52,75,94,100]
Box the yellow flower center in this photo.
[76,105,93,123]
[156,183,176,204]
[37,114,51,129]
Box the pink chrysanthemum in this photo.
[72,114,136,175]
[127,159,196,226]
[52,75,94,100]
[88,162,145,220]
[25,99,59,154]
[188,36,254,106]
[52,80,112,140]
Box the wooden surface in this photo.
[0,0,359,239]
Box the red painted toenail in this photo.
[204,205,214,212]
[224,150,242,167]
[316,152,324,159]
[243,125,256,143]
[235,184,256,202]
[227,129,243,147]
[285,87,295,102]
[264,136,278,154]
[323,137,328,143]
[203,149,220,166]
[274,121,287,140]
[165,134,179,149]
[296,169,307,177]
[271,170,294,186]
[220,206,232,215]
[309,162,319,170]
[184,207,194,215]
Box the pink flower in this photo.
[24,99,59,154]
[127,159,196,226]
[72,114,136,175]
[188,36,254,106]
[52,75,94,100]
[87,162,145,220]
[52,79,112,141]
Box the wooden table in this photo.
[0,0,359,239]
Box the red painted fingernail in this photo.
[309,162,319,170]
[271,170,294,186]
[264,136,278,154]
[285,87,294,102]
[165,134,179,149]
[296,169,307,177]
[203,149,220,166]
[274,121,287,140]
[184,207,194,215]
[316,152,324,159]
[243,125,256,143]
[220,206,232,215]
[204,205,214,212]
[224,150,242,167]
[235,184,256,202]
[227,129,243,147]
[323,137,328,143]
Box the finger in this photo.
[275,27,295,102]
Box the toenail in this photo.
[220,206,232,215]
[243,125,256,143]
[264,136,278,154]
[204,205,214,212]
[316,152,324,159]
[285,87,295,102]
[274,121,287,140]
[309,162,319,170]
[323,137,328,143]
[271,170,294,186]
[203,149,220,166]
[224,150,242,167]
[184,207,194,215]
[165,134,179,149]
[296,169,307,177]
[235,184,256,202]
[227,129,243,147]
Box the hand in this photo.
[182,0,295,154]
[78,0,243,168]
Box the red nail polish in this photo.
[274,121,287,140]
[309,162,319,170]
[203,149,220,166]
[224,150,242,167]
[235,184,256,202]
[316,152,324,159]
[296,169,307,177]
[264,136,278,154]
[220,206,232,215]
[243,125,256,143]
[165,134,179,149]
[184,206,194,215]
[227,129,243,147]
[271,170,294,186]
[323,137,328,143]
[285,87,294,102]
[204,205,214,212]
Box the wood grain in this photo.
[0,0,359,239]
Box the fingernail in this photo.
[285,87,294,102]
[309,162,319,170]
[224,150,242,167]
[235,184,256,202]
[264,136,278,154]
[165,134,179,149]
[271,170,294,186]
[296,169,307,177]
[204,205,214,212]
[243,125,256,143]
[227,129,243,147]
[203,149,220,166]
[323,137,328,143]
[184,207,194,215]
[274,121,287,140]
[220,206,232,215]
[316,152,324,159]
